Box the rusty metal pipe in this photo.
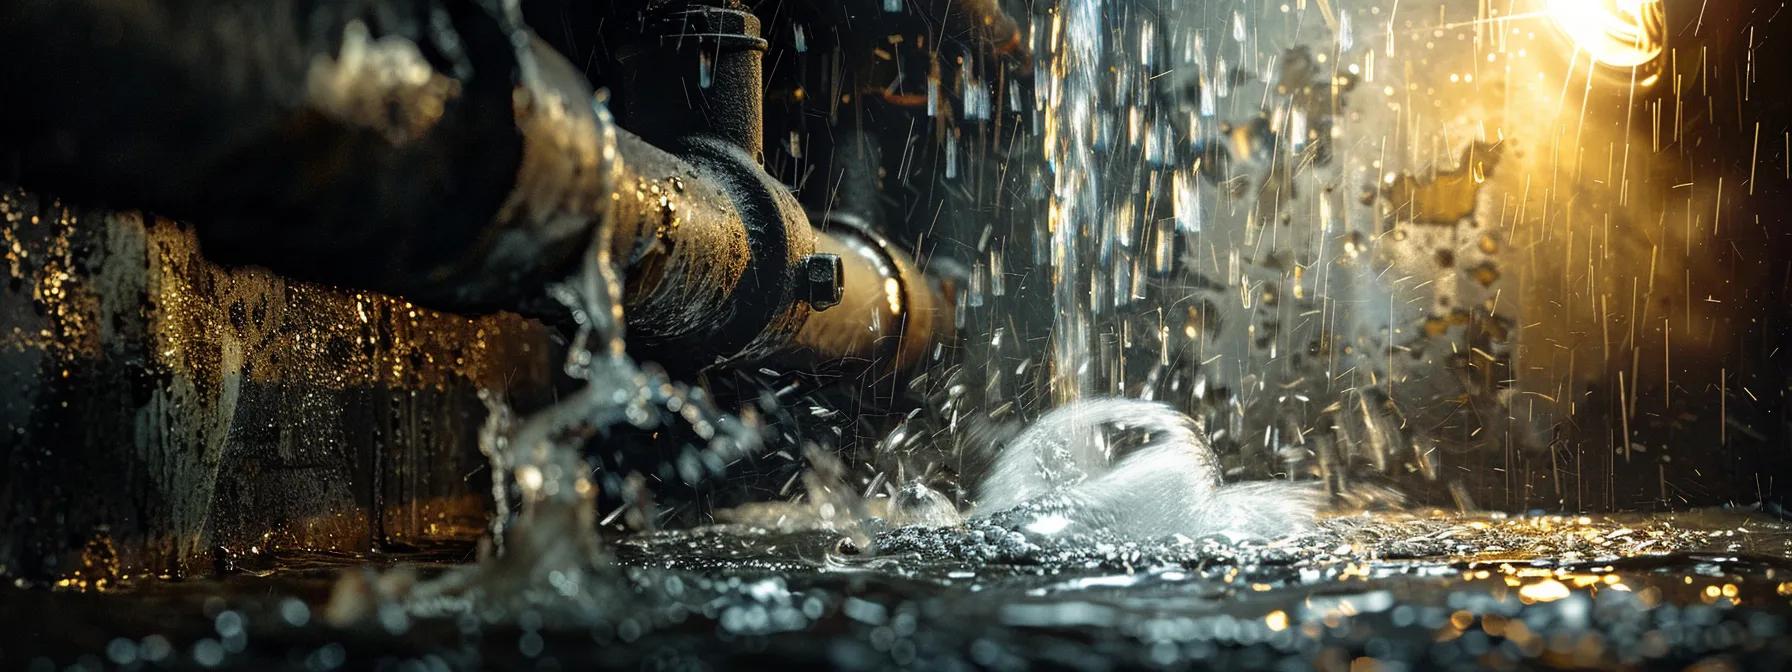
[606,131,751,350]
[612,4,768,163]
[600,81,952,379]
[784,220,949,379]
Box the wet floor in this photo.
[10,509,1792,670]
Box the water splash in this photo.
[975,398,1319,540]
[327,105,760,624]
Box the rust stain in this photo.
[1381,143,1501,227]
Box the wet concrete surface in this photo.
[7,510,1792,670]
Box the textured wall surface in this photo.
[0,186,561,580]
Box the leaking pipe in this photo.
[0,0,951,382]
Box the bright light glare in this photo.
[1547,0,1665,70]
[1024,514,1074,536]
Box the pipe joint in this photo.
[655,134,816,366]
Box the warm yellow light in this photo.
[1547,0,1665,72]
[1264,610,1289,632]
[1517,578,1572,603]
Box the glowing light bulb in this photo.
[1548,0,1666,82]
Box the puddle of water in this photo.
[10,510,1792,669]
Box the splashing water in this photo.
[1013,0,1350,539]
[975,398,1319,540]
[327,105,760,624]
[1007,0,1500,509]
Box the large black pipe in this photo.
[0,0,556,311]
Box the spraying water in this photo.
[327,105,761,624]
[975,398,1320,540]
[1041,0,1107,403]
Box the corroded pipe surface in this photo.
[606,132,753,351]
[605,128,952,381]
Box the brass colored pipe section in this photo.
[776,220,953,379]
